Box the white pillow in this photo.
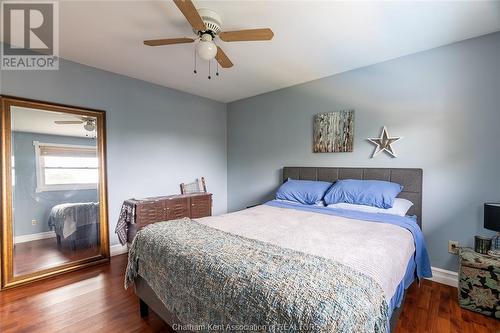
[326,198,413,217]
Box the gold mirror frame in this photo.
[0,96,109,289]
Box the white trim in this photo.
[108,245,460,288]
[33,141,98,192]
[14,230,56,244]
[36,184,97,192]
[34,140,42,190]
[110,245,459,289]
[106,241,461,288]
[33,141,97,149]
[110,244,128,257]
[107,247,459,289]
[427,266,458,287]
[15,234,130,258]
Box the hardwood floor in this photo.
[0,254,498,333]
[1,254,170,333]
[13,238,99,275]
[396,279,499,333]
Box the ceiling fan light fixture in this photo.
[196,34,217,60]
[196,8,222,34]
[144,1,274,73]
[84,120,96,132]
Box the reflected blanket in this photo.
[125,218,388,332]
[48,202,99,239]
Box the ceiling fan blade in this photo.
[54,121,84,124]
[219,28,274,42]
[215,46,233,68]
[173,0,205,31]
[144,38,195,46]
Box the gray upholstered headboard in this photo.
[282,167,423,227]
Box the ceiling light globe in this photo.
[84,121,95,131]
[196,41,217,60]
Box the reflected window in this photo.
[34,141,98,192]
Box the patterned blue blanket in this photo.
[126,218,389,332]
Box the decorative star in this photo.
[367,126,402,158]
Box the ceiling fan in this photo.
[143,0,274,75]
[54,117,96,132]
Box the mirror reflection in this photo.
[11,106,100,276]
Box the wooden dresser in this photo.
[127,193,212,242]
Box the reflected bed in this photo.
[48,202,100,249]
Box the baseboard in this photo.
[110,243,128,257]
[14,231,56,244]
[427,266,458,287]
[107,244,459,288]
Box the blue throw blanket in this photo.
[265,200,432,281]
[126,218,390,332]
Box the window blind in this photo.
[39,145,96,157]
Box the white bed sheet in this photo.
[196,204,415,300]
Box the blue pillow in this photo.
[276,179,332,205]
[323,179,403,209]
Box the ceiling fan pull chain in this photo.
[216,61,219,77]
[208,60,211,80]
[193,49,197,74]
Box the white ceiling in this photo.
[12,106,96,138]
[32,1,500,102]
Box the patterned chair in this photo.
[458,247,499,318]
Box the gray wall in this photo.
[1,56,227,245]
[227,32,500,272]
[12,132,97,236]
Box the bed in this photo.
[48,202,100,249]
[125,167,431,332]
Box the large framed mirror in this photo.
[1,96,109,289]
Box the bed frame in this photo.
[134,167,423,332]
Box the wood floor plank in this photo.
[1,254,498,333]
[425,283,440,332]
[13,238,100,276]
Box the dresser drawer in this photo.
[136,201,166,227]
[190,195,212,218]
[167,198,190,220]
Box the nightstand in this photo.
[458,247,500,318]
